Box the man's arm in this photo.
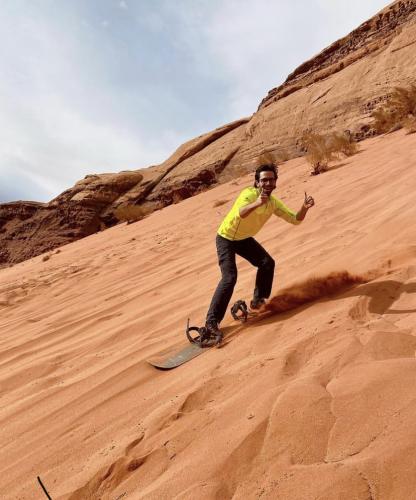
[296,192,315,221]
[239,190,268,218]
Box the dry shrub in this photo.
[371,107,400,134]
[302,132,336,175]
[301,132,359,175]
[114,204,147,224]
[330,133,359,156]
[371,84,416,134]
[42,254,51,262]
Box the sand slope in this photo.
[0,130,416,499]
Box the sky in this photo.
[0,0,391,203]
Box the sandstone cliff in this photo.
[1,0,415,266]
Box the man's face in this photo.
[257,171,277,195]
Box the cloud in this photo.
[0,0,390,203]
[0,92,176,201]
[0,2,185,202]
[172,0,390,119]
[0,168,54,203]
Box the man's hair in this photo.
[253,164,278,186]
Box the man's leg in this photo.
[206,235,238,325]
[234,238,275,305]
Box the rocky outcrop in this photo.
[0,173,143,266]
[2,0,416,267]
[259,0,416,110]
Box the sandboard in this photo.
[147,342,208,370]
[147,319,260,370]
[146,321,248,370]
[147,300,262,370]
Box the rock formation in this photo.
[1,0,415,266]
[0,172,144,265]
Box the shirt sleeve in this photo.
[272,197,301,225]
[234,188,257,210]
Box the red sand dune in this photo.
[0,130,416,499]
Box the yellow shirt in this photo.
[218,187,301,241]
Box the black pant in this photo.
[206,234,275,324]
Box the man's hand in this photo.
[240,189,269,218]
[303,191,315,209]
[296,191,315,221]
[255,188,269,207]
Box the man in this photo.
[205,162,315,342]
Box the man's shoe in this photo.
[250,298,266,310]
[204,320,223,345]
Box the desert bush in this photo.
[302,133,336,175]
[389,85,416,117]
[301,132,359,175]
[371,106,402,133]
[114,204,146,224]
[42,254,51,262]
[371,84,416,133]
[330,133,359,156]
